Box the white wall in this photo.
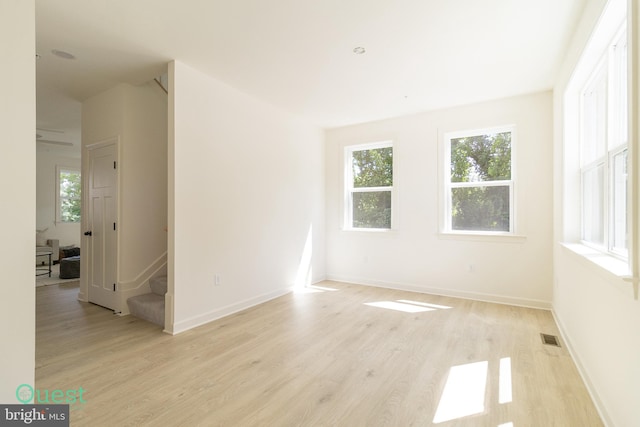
[120,81,168,287]
[36,147,81,248]
[325,92,554,308]
[552,0,640,425]
[168,60,325,334]
[0,0,35,403]
[81,82,168,309]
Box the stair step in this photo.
[149,275,167,296]
[127,293,165,327]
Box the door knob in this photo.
[84,231,92,236]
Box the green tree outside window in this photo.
[60,170,81,222]
[449,131,512,232]
[349,145,393,229]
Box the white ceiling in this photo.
[35,0,586,148]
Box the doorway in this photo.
[85,139,119,311]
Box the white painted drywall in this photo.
[0,0,35,403]
[120,81,168,283]
[552,0,640,425]
[168,60,325,333]
[325,92,554,308]
[36,147,81,247]
[81,82,168,309]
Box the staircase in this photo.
[127,275,167,327]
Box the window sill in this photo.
[343,227,395,233]
[560,242,631,280]
[438,232,526,243]
[341,228,399,238]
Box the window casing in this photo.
[579,24,628,258]
[57,166,81,223]
[344,141,393,230]
[444,126,515,234]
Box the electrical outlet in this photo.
[215,274,221,285]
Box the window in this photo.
[444,127,514,233]
[57,167,81,223]
[344,141,393,230]
[579,24,627,257]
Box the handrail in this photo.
[154,77,168,94]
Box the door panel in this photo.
[87,142,118,311]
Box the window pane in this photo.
[581,67,607,165]
[60,170,81,222]
[352,191,391,229]
[610,32,628,149]
[352,147,393,188]
[611,150,627,252]
[582,165,604,245]
[61,198,82,222]
[450,132,511,183]
[451,185,510,232]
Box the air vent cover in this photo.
[540,333,561,347]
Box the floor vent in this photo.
[540,333,561,347]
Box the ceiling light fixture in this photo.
[353,47,366,55]
[36,127,65,134]
[37,139,74,147]
[51,49,76,60]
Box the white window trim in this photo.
[56,165,81,224]
[562,0,635,285]
[578,24,628,260]
[344,140,395,231]
[608,145,628,257]
[441,125,517,238]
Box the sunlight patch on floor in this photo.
[364,299,453,313]
[364,300,435,313]
[499,357,513,404]
[433,361,488,423]
[294,285,340,294]
[397,299,452,310]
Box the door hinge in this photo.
[113,283,116,292]
[113,222,116,231]
[113,161,117,169]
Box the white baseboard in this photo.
[325,275,552,310]
[170,287,292,335]
[311,274,327,285]
[551,309,613,427]
[167,275,327,334]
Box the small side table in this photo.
[36,249,53,277]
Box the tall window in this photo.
[444,127,514,233]
[57,167,81,223]
[345,141,393,230]
[580,24,627,257]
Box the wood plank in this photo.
[35,281,603,426]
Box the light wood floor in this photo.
[36,281,602,426]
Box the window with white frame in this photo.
[580,24,627,257]
[344,141,393,230]
[444,127,514,233]
[57,166,81,223]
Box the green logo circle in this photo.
[16,384,33,404]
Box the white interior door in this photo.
[87,142,118,311]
